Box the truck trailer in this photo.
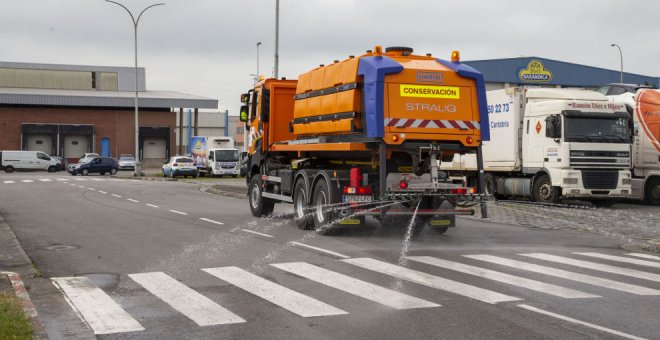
[443,87,632,205]
[190,136,240,177]
[629,89,660,205]
[239,46,489,235]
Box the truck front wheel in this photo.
[293,179,313,230]
[532,175,559,204]
[249,175,275,217]
[646,178,660,206]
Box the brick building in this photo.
[0,61,217,167]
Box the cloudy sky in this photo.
[2,0,659,113]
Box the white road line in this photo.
[271,262,439,310]
[407,256,598,299]
[98,191,107,194]
[21,180,34,183]
[288,242,349,259]
[69,183,76,186]
[522,253,660,283]
[169,210,187,215]
[203,267,347,317]
[241,229,272,238]
[56,178,69,181]
[199,218,224,225]
[518,304,647,340]
[39,179,51,182]
[3,180,15,184]
[574,252,660,269]
[128,272,245,326]
[78,185,86,188]
[342,258,519,304]
[87,188,96,191]
[627,253,660,261]
[465,255,660,296]
[146,204,159,208]
[111,194,122,198]
[127,199,139,203]
[74,178,86,181]
[52,277,144,335]
[90,178,104,181]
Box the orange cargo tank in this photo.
[291,46,489,147]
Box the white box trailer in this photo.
[444,88,632,205]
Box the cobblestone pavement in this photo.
[468,200,660,243]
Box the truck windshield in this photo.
[214,150,239,162]
[564,117,630,143]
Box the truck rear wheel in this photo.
[532,175,559,204]
[311,179,336,235]
[646,178,660,206]
[293,179,313,230]
[249,174,275,217]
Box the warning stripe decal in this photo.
[384,118,480,130]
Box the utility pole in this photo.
[611,43,623,83]
[274,0,279,79]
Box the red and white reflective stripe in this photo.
[384,118,480,130]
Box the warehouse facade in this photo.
[464,57,659,90]
[0,61,217,167]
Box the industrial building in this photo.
[464,56,659,90]
[0,61,217,167]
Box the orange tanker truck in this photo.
[239,46,490,235]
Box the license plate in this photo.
[343,195,372,203]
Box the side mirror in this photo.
[240,93,250,104]
[240,105,249,122]
[545,115,561,139]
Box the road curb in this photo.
[1,271,47,339]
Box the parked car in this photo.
[50,156,65,171]
[79,153,100,162]
[68,157,118,176]
[162,156,197,178]
[0,150,59,173]
[117,154,136,170]
[596,83,655,109]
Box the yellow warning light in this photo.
[391,134,399,143]
[374,45,383,55]
[451,50,460,62]
[259,75,265,81]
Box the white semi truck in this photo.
[628,89,660,205]
[443,87,632,205]
[190,136,240,177]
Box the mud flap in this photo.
[427,200,457,229]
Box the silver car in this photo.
[117,154,136,170]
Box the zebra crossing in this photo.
[52,251,660,335]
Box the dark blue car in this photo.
[68,157,118,176]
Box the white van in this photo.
[0,150,59,173]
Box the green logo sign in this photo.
[519,59,553,83]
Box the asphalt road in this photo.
[1,171,659,340]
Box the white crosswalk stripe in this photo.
[574,252,660,269]
[21,180,34,183]
[627,253,660,261]
[341,258,520,304]
[465,254,660,296]
[522,253,660,283]
[128,272,245,326]
[271,262,439,309]
[203,267,348,317]
[3,180,15,184]
[406,256,599,299]
[52,277,145,335]
[74,178,86,181]
[56,178,70,181]
[38,178,51,182]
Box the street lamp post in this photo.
[257,42,262,79]
[106,0,165,176]
[611,43,623,83]
[274,0,279,79]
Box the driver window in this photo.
[209,152,214,161]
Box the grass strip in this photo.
[0,291,32,339]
